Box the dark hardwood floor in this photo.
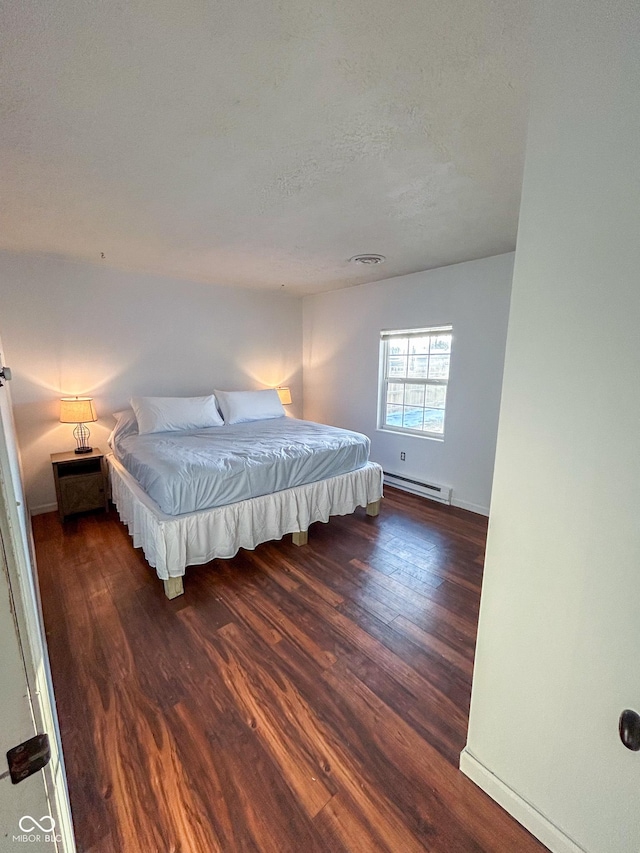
[33,487,547,853]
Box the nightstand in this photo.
[51,448,109,522]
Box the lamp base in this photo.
[73,422,93,455]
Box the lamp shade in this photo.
[276,386,292,405]
[59,397,97,424]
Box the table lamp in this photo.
[276,387,292,405]
[59,397,97,454]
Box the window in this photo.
[378,325,452,438]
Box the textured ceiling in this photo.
[0,0,532,295]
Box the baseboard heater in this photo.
[383,471,452,505]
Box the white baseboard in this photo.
[460,748,587,853]
[451,498,489,516]
[29,502,57,516]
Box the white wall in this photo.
[463,3,640,852]
[302,253,513,515]
[0,252,302,511]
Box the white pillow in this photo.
[130,395,224,435]
[215,389,285,425]
[108,409,139,449]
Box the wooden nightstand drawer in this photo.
[51,448,109,521]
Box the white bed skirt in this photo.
[107,454,383,580]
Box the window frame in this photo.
[377,325,453,440]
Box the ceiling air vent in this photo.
[349,254,386,265]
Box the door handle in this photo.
[619,709,640,751]
[0,365,12,387]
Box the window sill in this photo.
[376,426,444,443]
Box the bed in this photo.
[107,395,383,598]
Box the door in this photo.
[0,349,75,852]
[0,529,55,852]
[462,3,640,850]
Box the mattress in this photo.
[113,416,370,516]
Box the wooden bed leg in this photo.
[292,530,308,546]
[163,576,184,599]
[366,499,381,517]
